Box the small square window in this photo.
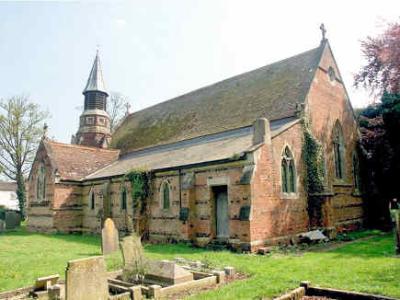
[86,117,94,125]
[98,117,105,125]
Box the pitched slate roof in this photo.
[86,118,300,180]
[112,44,324,154]
[43,140,119,181]
[83,51,108,95]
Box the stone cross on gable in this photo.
[125,102,131,115]
[320,23,327,41]
[43,123,48,139]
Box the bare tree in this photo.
[108,92,130,132]
[0,95,49,217]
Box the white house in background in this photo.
[0,181,18,210]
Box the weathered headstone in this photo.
[5,211,21,230]
[120,233,144,267]
[65,256,108,300]
[102,218,119,255]
[0,220,5,233]
[146,260,193,285]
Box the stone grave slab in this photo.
[102,218,119,255]
[300,230,328,242]
[146,260,193,285]
[120,233,144,267]
[34,274,59,291]
[65,256,108,300]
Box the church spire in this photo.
[73,50,111,148]
[83,50,108,96]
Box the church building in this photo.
[27,32,363,251]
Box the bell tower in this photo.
[74,51,111,148]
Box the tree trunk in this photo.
[16,172,26,220]
[395,211,400,255]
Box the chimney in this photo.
[252,118,271,145]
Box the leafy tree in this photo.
[358,92,400,228]
[108,92,130,132]
[0,95,48,218]
[355,22,400,95]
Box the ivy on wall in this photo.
[124,169,151,212]
[302,118,325,194]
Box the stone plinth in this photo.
[146,260,194,285]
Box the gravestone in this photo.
[146,260,193,285]
[65,256,108,300]
[0,220,5,233]
[102,218,119,255]
[120,233,144,267]
[5,211,21,230]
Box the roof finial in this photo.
[125,102,131,115]
[43,123,48,139]
[320,23,327,42]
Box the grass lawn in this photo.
[0,229,399,299]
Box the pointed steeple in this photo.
[83,50,108,95]
[74,50,111,148]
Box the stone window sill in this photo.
[30,200,50,207]
[332,181,352,187]
[281,193,299,200]
[352,190,362,197]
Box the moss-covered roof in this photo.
[112,44,324,154]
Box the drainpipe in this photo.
[178,168,182,209]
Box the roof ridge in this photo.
[45,140,119,152]
[122,45,322,122]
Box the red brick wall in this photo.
[27,142,55,232]
[52,184,83,231]
[306,44,363,229]
[250,123,309,247]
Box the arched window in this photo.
[36,163,46,200]
[281,147,296,193]
[121,188,127,210]
[328,66,336,82]
[352,151,360,191]
[161,182,171,209]
[89,188,95,210]
[333,122,345,179]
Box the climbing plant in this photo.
[124,169,151,211]
[302,118,325,194]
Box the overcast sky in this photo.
[0,1,399,143]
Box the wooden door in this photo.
[215,189,229,239]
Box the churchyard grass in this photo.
[0,228,399,299]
